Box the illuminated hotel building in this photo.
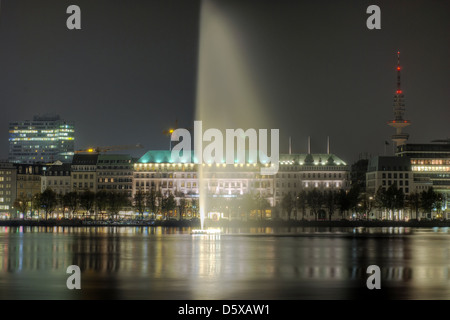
[396,142,450,214]
[133,150,349,220]
[8,114,75,164]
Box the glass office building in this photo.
[9,114,75,164]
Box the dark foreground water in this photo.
[0,226,449,300]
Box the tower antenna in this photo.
[388,51,411,149]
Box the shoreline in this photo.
[1,219,450,228]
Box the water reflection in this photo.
[0,226,450,299]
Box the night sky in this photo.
[0,0,448,164]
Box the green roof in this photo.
[138,150,196,163]
[138,150,347,166]
[279,153,347,166]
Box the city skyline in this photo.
[1,1,450,303]
[0,0,449,164]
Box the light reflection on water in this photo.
[0,226,450,299]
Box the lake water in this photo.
[0,226,449,300]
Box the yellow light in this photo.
[88,148,94,152]
[169,129,174,134]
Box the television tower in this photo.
[387,51,411,147]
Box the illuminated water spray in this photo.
[194,0,273,232]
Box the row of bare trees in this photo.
[279,184,444,221]
[133,189,199,220]
[13,184,444,222]
[13,188,130,220]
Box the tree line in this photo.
[12,184,444,221]
[279,184,444,221]
[14,188,131,220]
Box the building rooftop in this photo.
[367,156,411,172]
[72,154,99,165]
[138,150,347,166]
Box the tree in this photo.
[281,193,294,220]
[374,186,388,218]
[296,190,307,220]
[393,187,405,220]
[255,193,270,220]
[62,192,79,219]
[79,190,95,220]
[178,195,187,221]
[324,190,337,221]
[155,190,163,217]
[420,187,441,219]
[161,191,176,220]
[337,189,350,219]
[307,189,323,221]
[107,192,129,220]
[347,185,361,218]
[241,193,255,221]
[407,192,421,220]
[191,198,199,219]
[133,190,147,220]
[13,196,29,220]
[359,193,375,220]
[146,189,158,219]
[385,184,404,220]
[35,188,58,220]
[95,190,109,221]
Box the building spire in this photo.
[396,51,402,94]
[388,50,411,148]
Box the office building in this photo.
[97,154,134,197]
[396,141,450,214]
[71,153,98,192]
[0,161,17,218]
[9,114,75,164]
